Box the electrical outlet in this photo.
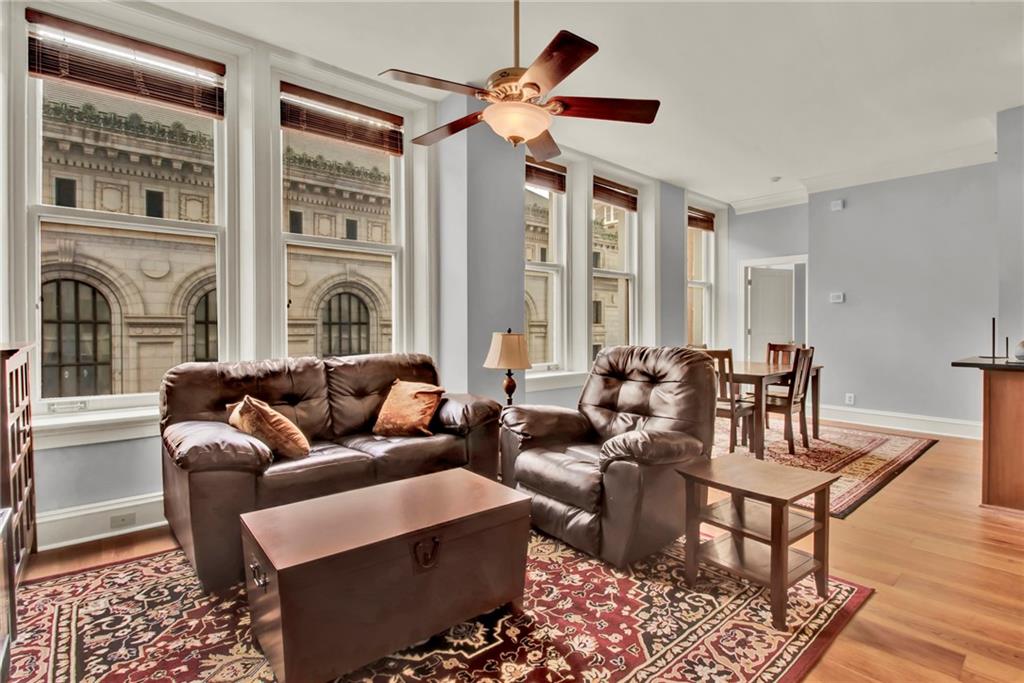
[844,393,855,406]
[109,512,136,530]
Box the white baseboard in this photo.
[820,404,981,440]
[37,492,166,551]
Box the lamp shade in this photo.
[482,331,532,370]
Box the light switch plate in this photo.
[829,292,846,304]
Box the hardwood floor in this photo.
[20,421,1024,682]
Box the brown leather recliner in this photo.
[160,353,501,591]
[499,346,716,567]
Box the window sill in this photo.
[524,370,588,393]
[33,405,161,451]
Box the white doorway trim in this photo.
[736,253,808,361]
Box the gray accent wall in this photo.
[996,106,1024,341]
[436,94,526,403]
[35,437,161,512]
[725,203,809,349]
[809,163,998,421]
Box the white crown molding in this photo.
[730,188,809,215]
[801,140,997,194]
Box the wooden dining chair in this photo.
[764,346,815,454]
[706,349,755,453]
[764,341,802,427]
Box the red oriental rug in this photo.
[12,533,870,682]
[712,418,936,518]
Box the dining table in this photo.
[729,360,823,460]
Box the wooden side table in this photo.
[677,454,839,630]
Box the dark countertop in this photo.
[952,357,1024,371]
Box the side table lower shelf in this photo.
[699,534,820,588]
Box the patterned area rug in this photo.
[12,533,870,683]
[712,417,937,518]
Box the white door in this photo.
[746,267,794,361]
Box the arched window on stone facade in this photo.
[193,290,218,362]
[41,279,113,398]
[320,292,370,356]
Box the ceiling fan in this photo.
[379,0,660,162]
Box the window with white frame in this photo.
[687,207,715,347]
[27,9,226,401]
[279,82,402,357]
[591,176,637,359]
[524,157,566,370]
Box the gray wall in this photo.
[997,106,1024,341]
[659,182,688,345]
[793,262,807,345]
[724,203,809,348]
[35,437,161,512]
[808,163,997,420]
[436,94,525,403]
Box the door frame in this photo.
[737,253,808,362]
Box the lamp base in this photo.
[502,370,517,406]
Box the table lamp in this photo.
[483,328,532,406]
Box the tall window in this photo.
[280,82,401,357]
[193,291,218,362]
[687,207,715,347]
[591,176,637,358]
[524,157,566,369]
[321,292,370,356]
[29,9,225,401]
[40,279,113,398]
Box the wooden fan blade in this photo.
[526,130,561,162]
[379,69,483,97]
[411,112,483,146]
[519,31,599,97]
[551,97,660,123]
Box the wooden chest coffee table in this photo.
[240,468,532,682]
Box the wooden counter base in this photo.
[983,369,1024,510]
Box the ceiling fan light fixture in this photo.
[481,101,551,146]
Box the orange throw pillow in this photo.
[228,395,310,459]
[373,380,446,437]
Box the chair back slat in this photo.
[788,346,815,403]
[704,349,736,403]
[767,342,800,367]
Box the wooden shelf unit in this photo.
[0,346,36,589]
[700,534,820,588]
[702,497,820,544]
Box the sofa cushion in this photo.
[161,357,332,440]
[256,442,374,509]
[514,443,603,513]
[325,354,439,438]
[336,432,465,481]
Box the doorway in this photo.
[739,255,808,362]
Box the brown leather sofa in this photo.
[160,353,501,591]
[499,346,716,567]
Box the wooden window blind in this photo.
[26,9,226,118]
[688,207,715,231]
[280,82,404,156]
[525,156,567,193]
[593,176,638,212]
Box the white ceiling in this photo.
[155,1,1024,206]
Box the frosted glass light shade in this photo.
[481,102,551,145]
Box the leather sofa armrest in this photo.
[162,420,273,474]
[499,405,594,447]
[435,393,501,435]
[599,429,704,471]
